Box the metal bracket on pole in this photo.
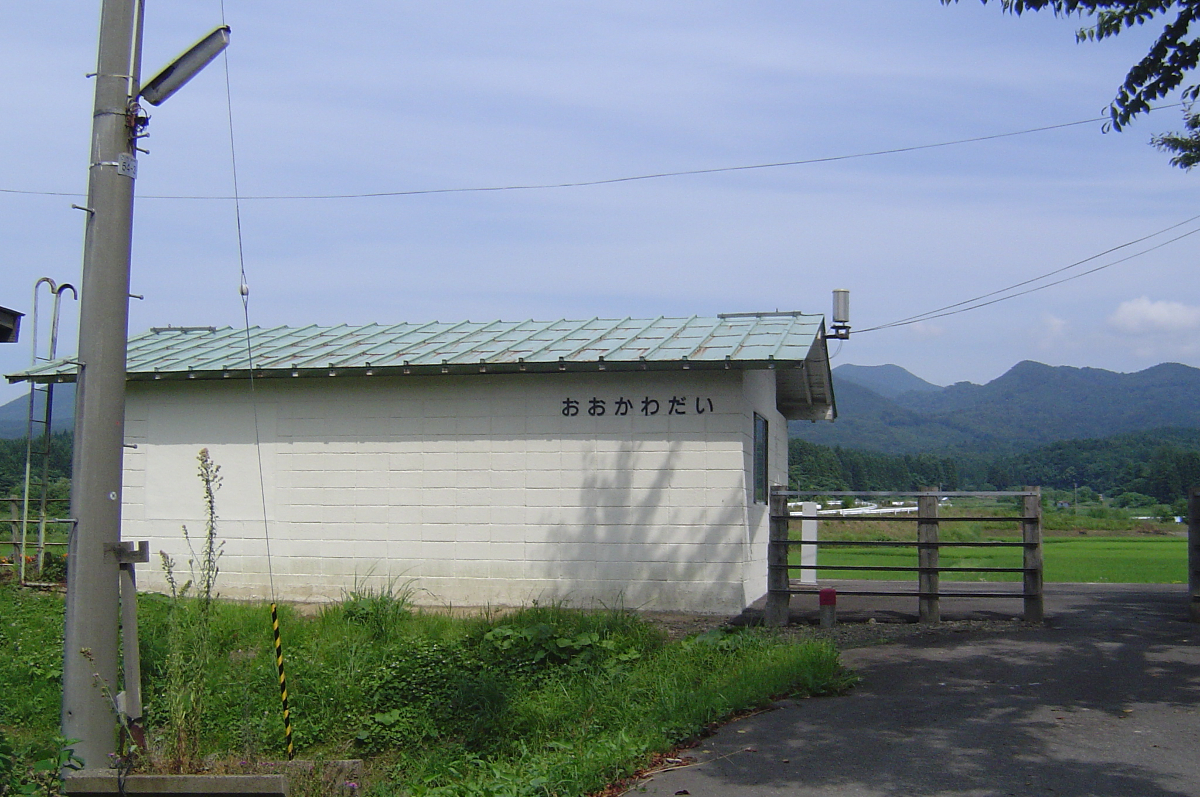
[107,540,150,564]
[115,540,147,750]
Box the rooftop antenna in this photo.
[829,289,851,340]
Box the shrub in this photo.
[38,554,66,584]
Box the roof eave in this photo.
[774,324,837,422]
[7,356,820,385]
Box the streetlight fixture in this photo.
[140,26,230,106]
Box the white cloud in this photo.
[1034,313,1070,352]
[1042,314,1067,336]
[906,322,945,340]
[1108,297,1200,335]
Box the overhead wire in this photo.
[3,73,1183,337]
[856,211,1200,333]
[212,11,273,601]
[864,225,1200,331]
[138,114,1116,200]
[215,0,294,761]
[0,107,1180,202]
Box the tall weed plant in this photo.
[151,448,224,772]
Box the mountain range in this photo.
[790,361,1200,455]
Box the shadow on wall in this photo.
[528,440,748,614]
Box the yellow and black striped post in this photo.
[270,603,294,760]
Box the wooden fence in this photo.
[765,486,1044,625]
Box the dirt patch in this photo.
[637,611,731,641]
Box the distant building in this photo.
[11,313,836,613]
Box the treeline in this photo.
[0,433,73,498]
[789,428,1200,505]
[962,429,1200,503]
[788,439,959,492]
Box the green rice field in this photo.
[796,536,1188,583]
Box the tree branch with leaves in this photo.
[945,1,1200,167]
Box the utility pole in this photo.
[63,0,144,767]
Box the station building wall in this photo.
[121,367,787,613]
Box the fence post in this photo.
[6,498,17,572]
[917,486,940,623]
[765,487,791,627]
[1189,486,1200,623]
[799,501,819,584]
[1023,486,1044,623]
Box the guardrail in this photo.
[766,486,1044,625]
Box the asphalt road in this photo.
[640,583,1199,797]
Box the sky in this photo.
[2,1,1199,404]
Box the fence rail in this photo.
[765,486,1044,625]
[5,496,72,585]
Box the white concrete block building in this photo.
[13,313,836,613]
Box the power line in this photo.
[857,215,1200,333]
[0,111,1159,202]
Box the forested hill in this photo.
[0,384,75,439]
[792,361,1200,455]
[827,363,941,399]
[0,432,72,498]
[789,427,1200,506]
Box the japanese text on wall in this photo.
[562,396,715,417]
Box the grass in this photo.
[0,586,63,745]
[0,582,855,797]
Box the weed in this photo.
[37,554,67,584]
[150,448,225,772]
[0,731,82,797]
[335,575,417,641]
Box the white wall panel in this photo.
[124,368,781,613]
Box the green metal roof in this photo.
[7,313,836,420]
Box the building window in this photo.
[753,412,768,504]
